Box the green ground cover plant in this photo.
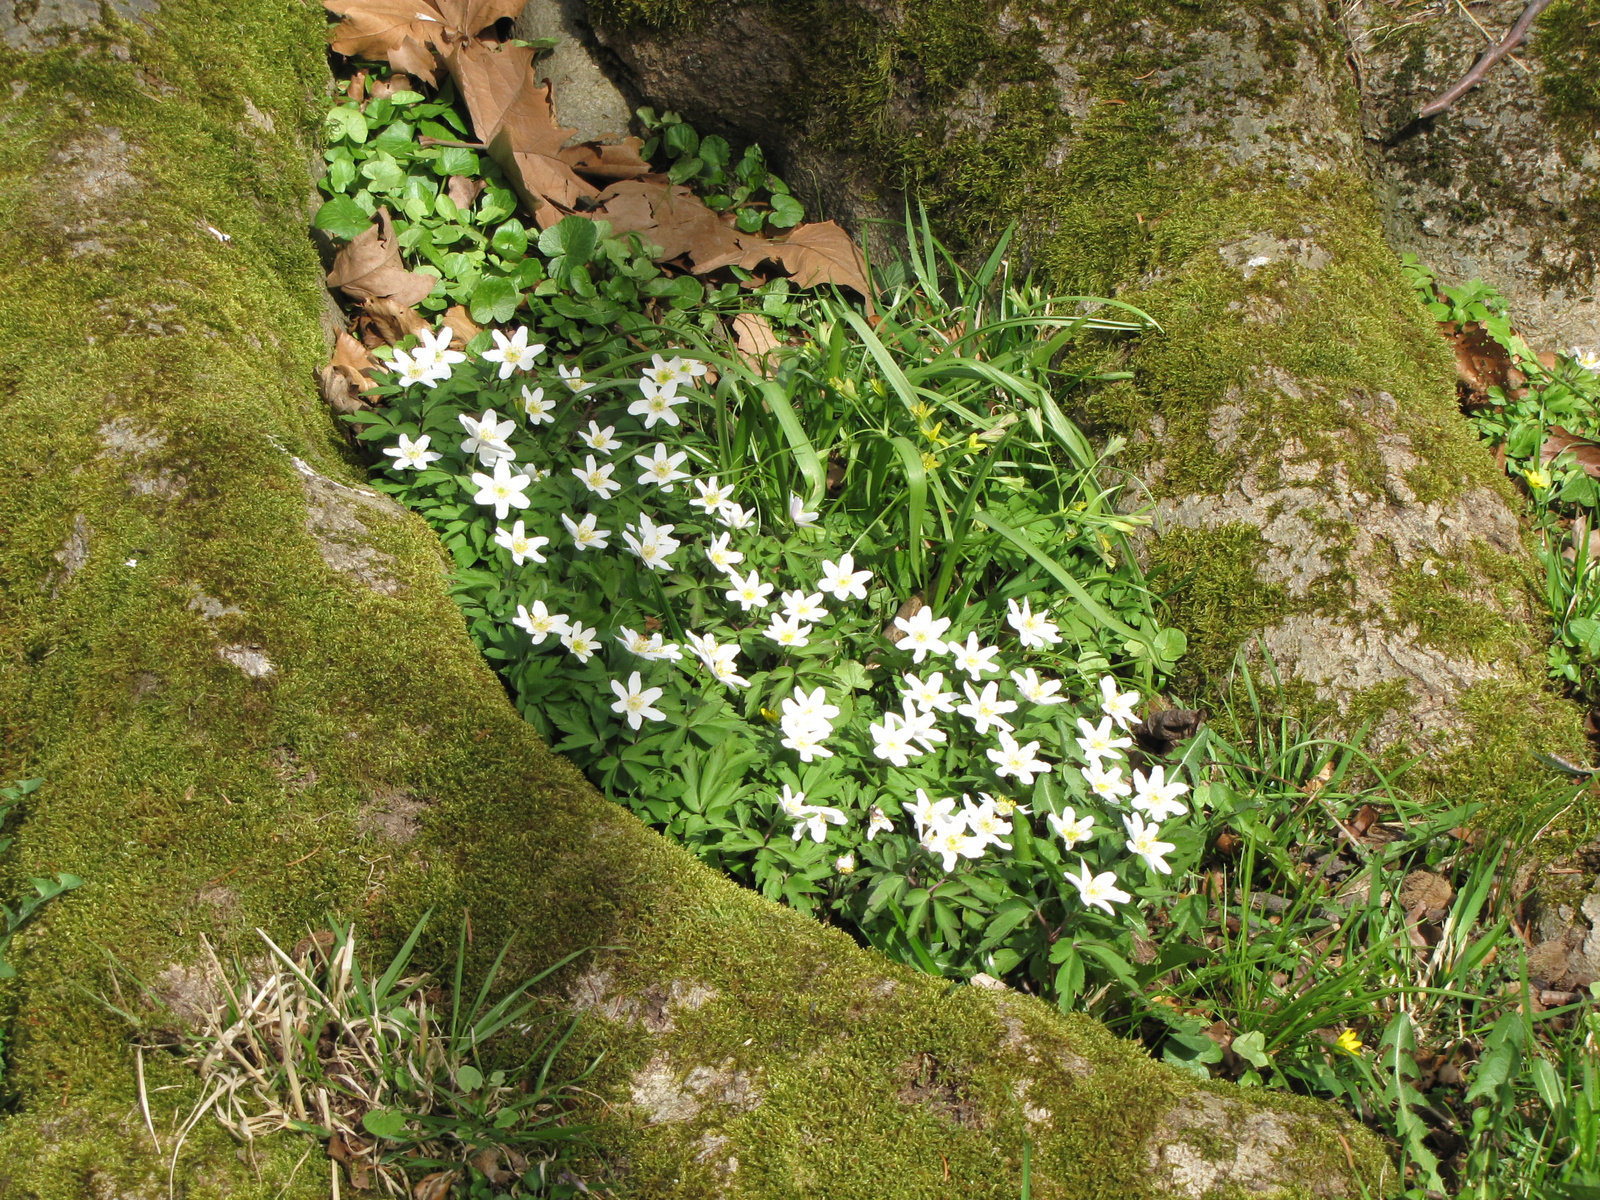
[305,47,1600,1195]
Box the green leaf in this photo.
[735,207,766,234]
[1231,1029,1271,1069]
[455,1063,484,1091]
[760,381,825,506]
[768,193,804,229]
[492,218,529,259]
[888,435,928,583]
[326,157,356,193]
[435,146,481,177]
[470,276,521,324]
[362,1109,408,1139]
[324,105,367,144]
[538,215,599,265]
[314,196,372,241]
[973,511,1148,647]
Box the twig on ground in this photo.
[1419,0,1554,118]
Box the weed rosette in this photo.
[349,250,1204,999]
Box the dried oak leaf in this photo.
[323,0,527,86]
[732,311,781,373]
[1542,426,1600,479]
[590,180,745,270]
[358,295,430,346]
[366,72,414,100]
[558,137,652,181]
[327,209,436,307]
[413,1170,460,1200]
[738,220,871,297]
[319,330,379,415]
[440,303,481,347]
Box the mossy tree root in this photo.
[0,1,1383,1196]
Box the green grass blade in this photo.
[888,435,928,584]
[758,380,825,506]
[974,510,1147,645]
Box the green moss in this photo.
[0,2,1388,1195]
[1147,523,1288,686]
[1381,543,1535,662]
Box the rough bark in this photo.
[1352,0,1600,351]
[580,0,1591,809]
[0,0,1382,1196]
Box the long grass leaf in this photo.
[759,381,825,505]
[888,435,928,583]
[974,510,1147,645]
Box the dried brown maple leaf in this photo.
[1542,426,1600,479]
[589,180,744,270]
[740,221,871,297]
[732,311,781,374]
[440,303,481,347]
[358,295,429,346]
[558,138,652,181]
[323,0,528,86]
[327,209,436,307]
[447,40,571,153]
[491,138,597,227]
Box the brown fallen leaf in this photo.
[358,295,430,346]
[491,139,598,222]
[327,209,437,307]
[1446,320,1512,404]
[319,330,379,415]
[558,138,652,182]
[1349,804,1380,837]
[732,311,781,373]
[366,72,414,100]
[448,40,572,153]
[590,180,745,270]
[323,0,446,84]
[1398,869,1453,913]
[413,1170,460,1200]
[348,69,368,103]
[324,0,528,86]
[739,220,872,297]
[1542,426,1600,479]
[440,303,481,347]
[445,174,485,211]
[332,330,378,389]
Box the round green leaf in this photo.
[469,276,522,325]
[537,215,599,265]
[492,218,529,260]
[362,1109,408,1140]
[455,1063,484,1091]
[314,196,372,241]
[768,193,805,229]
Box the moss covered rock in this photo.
[582,0,1589,809]
[0,0,1387,1196]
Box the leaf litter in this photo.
[320,0,871,354]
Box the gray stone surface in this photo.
[513,0,636,143]
[1348,0,1600,354]
[1,0,154,50]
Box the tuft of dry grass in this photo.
[162,919,598,1197]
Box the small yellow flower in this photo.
[908,400,933,422]
[1335,1028,1364,1055]
[759,707,781,724]
[1525,467,1552,491]
[921,451,938,471]
[966,433,983,452]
